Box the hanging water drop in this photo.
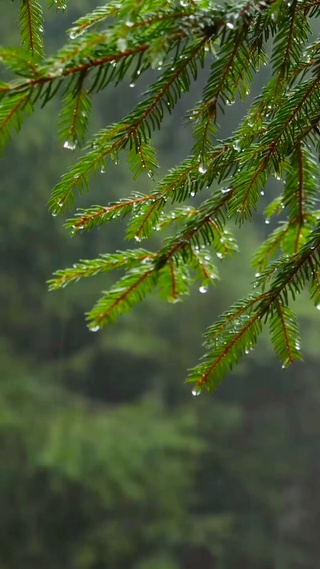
[199,285,208,294]
[198,164,207,174]
[226,22,234,29]
[69,29,77,40]
[129,82,135,88]
[134,235,142,242]
[117,38,127,52]
[125,20,134,27]
[265,219,270,224]
[89,325,100,333]
[316,304,320,310]
[192,386,201,396]
[64,139,77,151]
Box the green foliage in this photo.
[2,0,320,393]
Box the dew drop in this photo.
[117,38,127,52]
[134,235,142,242]
[226,22,234,29]
[226,99,235,106]
[260,190,265,196]
[89,325,100,333]
[216,252,223,259]
[316,304,320,310]
[192,387,201,396]
[69,30,77,40]
[265,219,270,224]
[64,139,77,151]
[100,162,106,173]
[129,82,135,88]
[190,191,196,197]
[125,20,134,27]
[199,285,207,294]
[198,164,207,174]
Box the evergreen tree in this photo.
[1,0,320,392]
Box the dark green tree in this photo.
[1,0,320,392]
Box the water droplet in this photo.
[216,252,223,259]
[89,325,100,332]
[221,187,231,194]
[245,348,250,354]
[226,22,234,29]
[134,235,142,242]
[260,190,265,196]
[265,219,270,224]
[198,164,207,174]
[69,30,77,40]
[100,162,106,173]
[233,141,240,151]
[192,387,201,396]
[255,272,260,278]
[226,99,235,106]
[125,20,134,27]
[316,304,320,310]
[64,139,77,151]
[129,82,135,88]
[190,191,196,197]
[199,285,207,294]
[117,38,127,52]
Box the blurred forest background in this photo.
[1,2,320,568]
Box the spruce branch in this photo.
[2,0,320,391]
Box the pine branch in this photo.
[0,92,32,149]
[269,302,302,368]
[58,72,91,148]
[48,249,154,290]
[3,0,320,391]
[19,0,44,58]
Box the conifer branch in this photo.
[2,0,320,391]
[19,0,44,58]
